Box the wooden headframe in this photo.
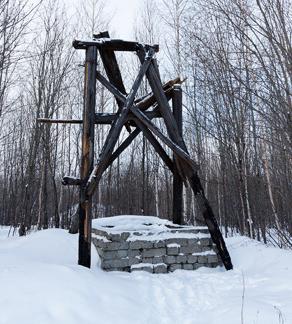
[38,31,233,271]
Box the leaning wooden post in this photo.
[79,46,97,268]
[172,84,184,225]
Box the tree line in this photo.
[0,0,291,248]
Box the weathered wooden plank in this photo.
[62,176,81,186]
[37,111,162,126]
[95,31,130,132]
[73,38,159,52]
[172,84,184,225]
[79,46,97,268]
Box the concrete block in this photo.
[102,250,128,260]
[165,238,188,246]
[153,240,165,248]
[198,255,208,264]
[108,232,130,242]
[200,238,212,246]
[101,258,129,269]
[131,265,153,273]
[180,245,201,254]
[154,264,167,274]
[128,249,141,257]
[169,264,182,272]
[163,255,176,264]
[207,254,218,263]
[129,240,153,250]
[152,256,164,264]
[103,241,129,251]
[167,246,179,255]
[128,257,141,266]
[182,264,194,270]
[142,248,166,258]
[176,255,187,263]
[187,255,198,264]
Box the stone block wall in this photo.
[92,218,222,273]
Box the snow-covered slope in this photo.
[0,226,291,324]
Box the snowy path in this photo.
[0,227,291,324]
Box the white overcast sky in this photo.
[107,0,140,39]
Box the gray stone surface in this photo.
[207,254,218,263]
[131,265,153,273]
[92,224,221,274]
[163,255,176,264]
[176,255,187,263]
[101,258,129,269]
[153,240,165,248]
[128,257,141,266]
[165,238,188,246]
[142,248,166,258]
[180,245,201,254]
[103,241,129,251]
[167,246,179,255]
[169,264,182,272]
[128,249,141,257]
[154,264,167,274]
[129,240,153,250]
[187,255,198,264]
[200,238,212,246]
[152,256,164,264]
[198,255,208,264]
[183,264,194,270]
[103,250,128,260]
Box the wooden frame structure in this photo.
[39,31,233,271]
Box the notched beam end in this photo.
[72,39,87,50]
[62,176,82,186]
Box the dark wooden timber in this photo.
[78,46,97,268]
[37,111,161,126]
[62,176,81,186]
[189,174,233,270]
[172,84,184,225]
[95,31,130,131]
[73,38,159,52]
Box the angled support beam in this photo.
[95,31,130,132]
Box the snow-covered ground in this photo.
[0,225,292,324]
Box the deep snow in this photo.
[0,226,292,324]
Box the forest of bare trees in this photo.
[0,0,291,248]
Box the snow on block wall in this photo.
[92,215,222,273]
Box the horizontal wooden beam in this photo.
[73,38,159,53]
[37,111,162,125]
[62,176,81,186]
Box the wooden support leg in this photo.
[79,46,97,268]
[172,84,184,225]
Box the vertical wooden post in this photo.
[172,84,183,225]
[79,46,97,268]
